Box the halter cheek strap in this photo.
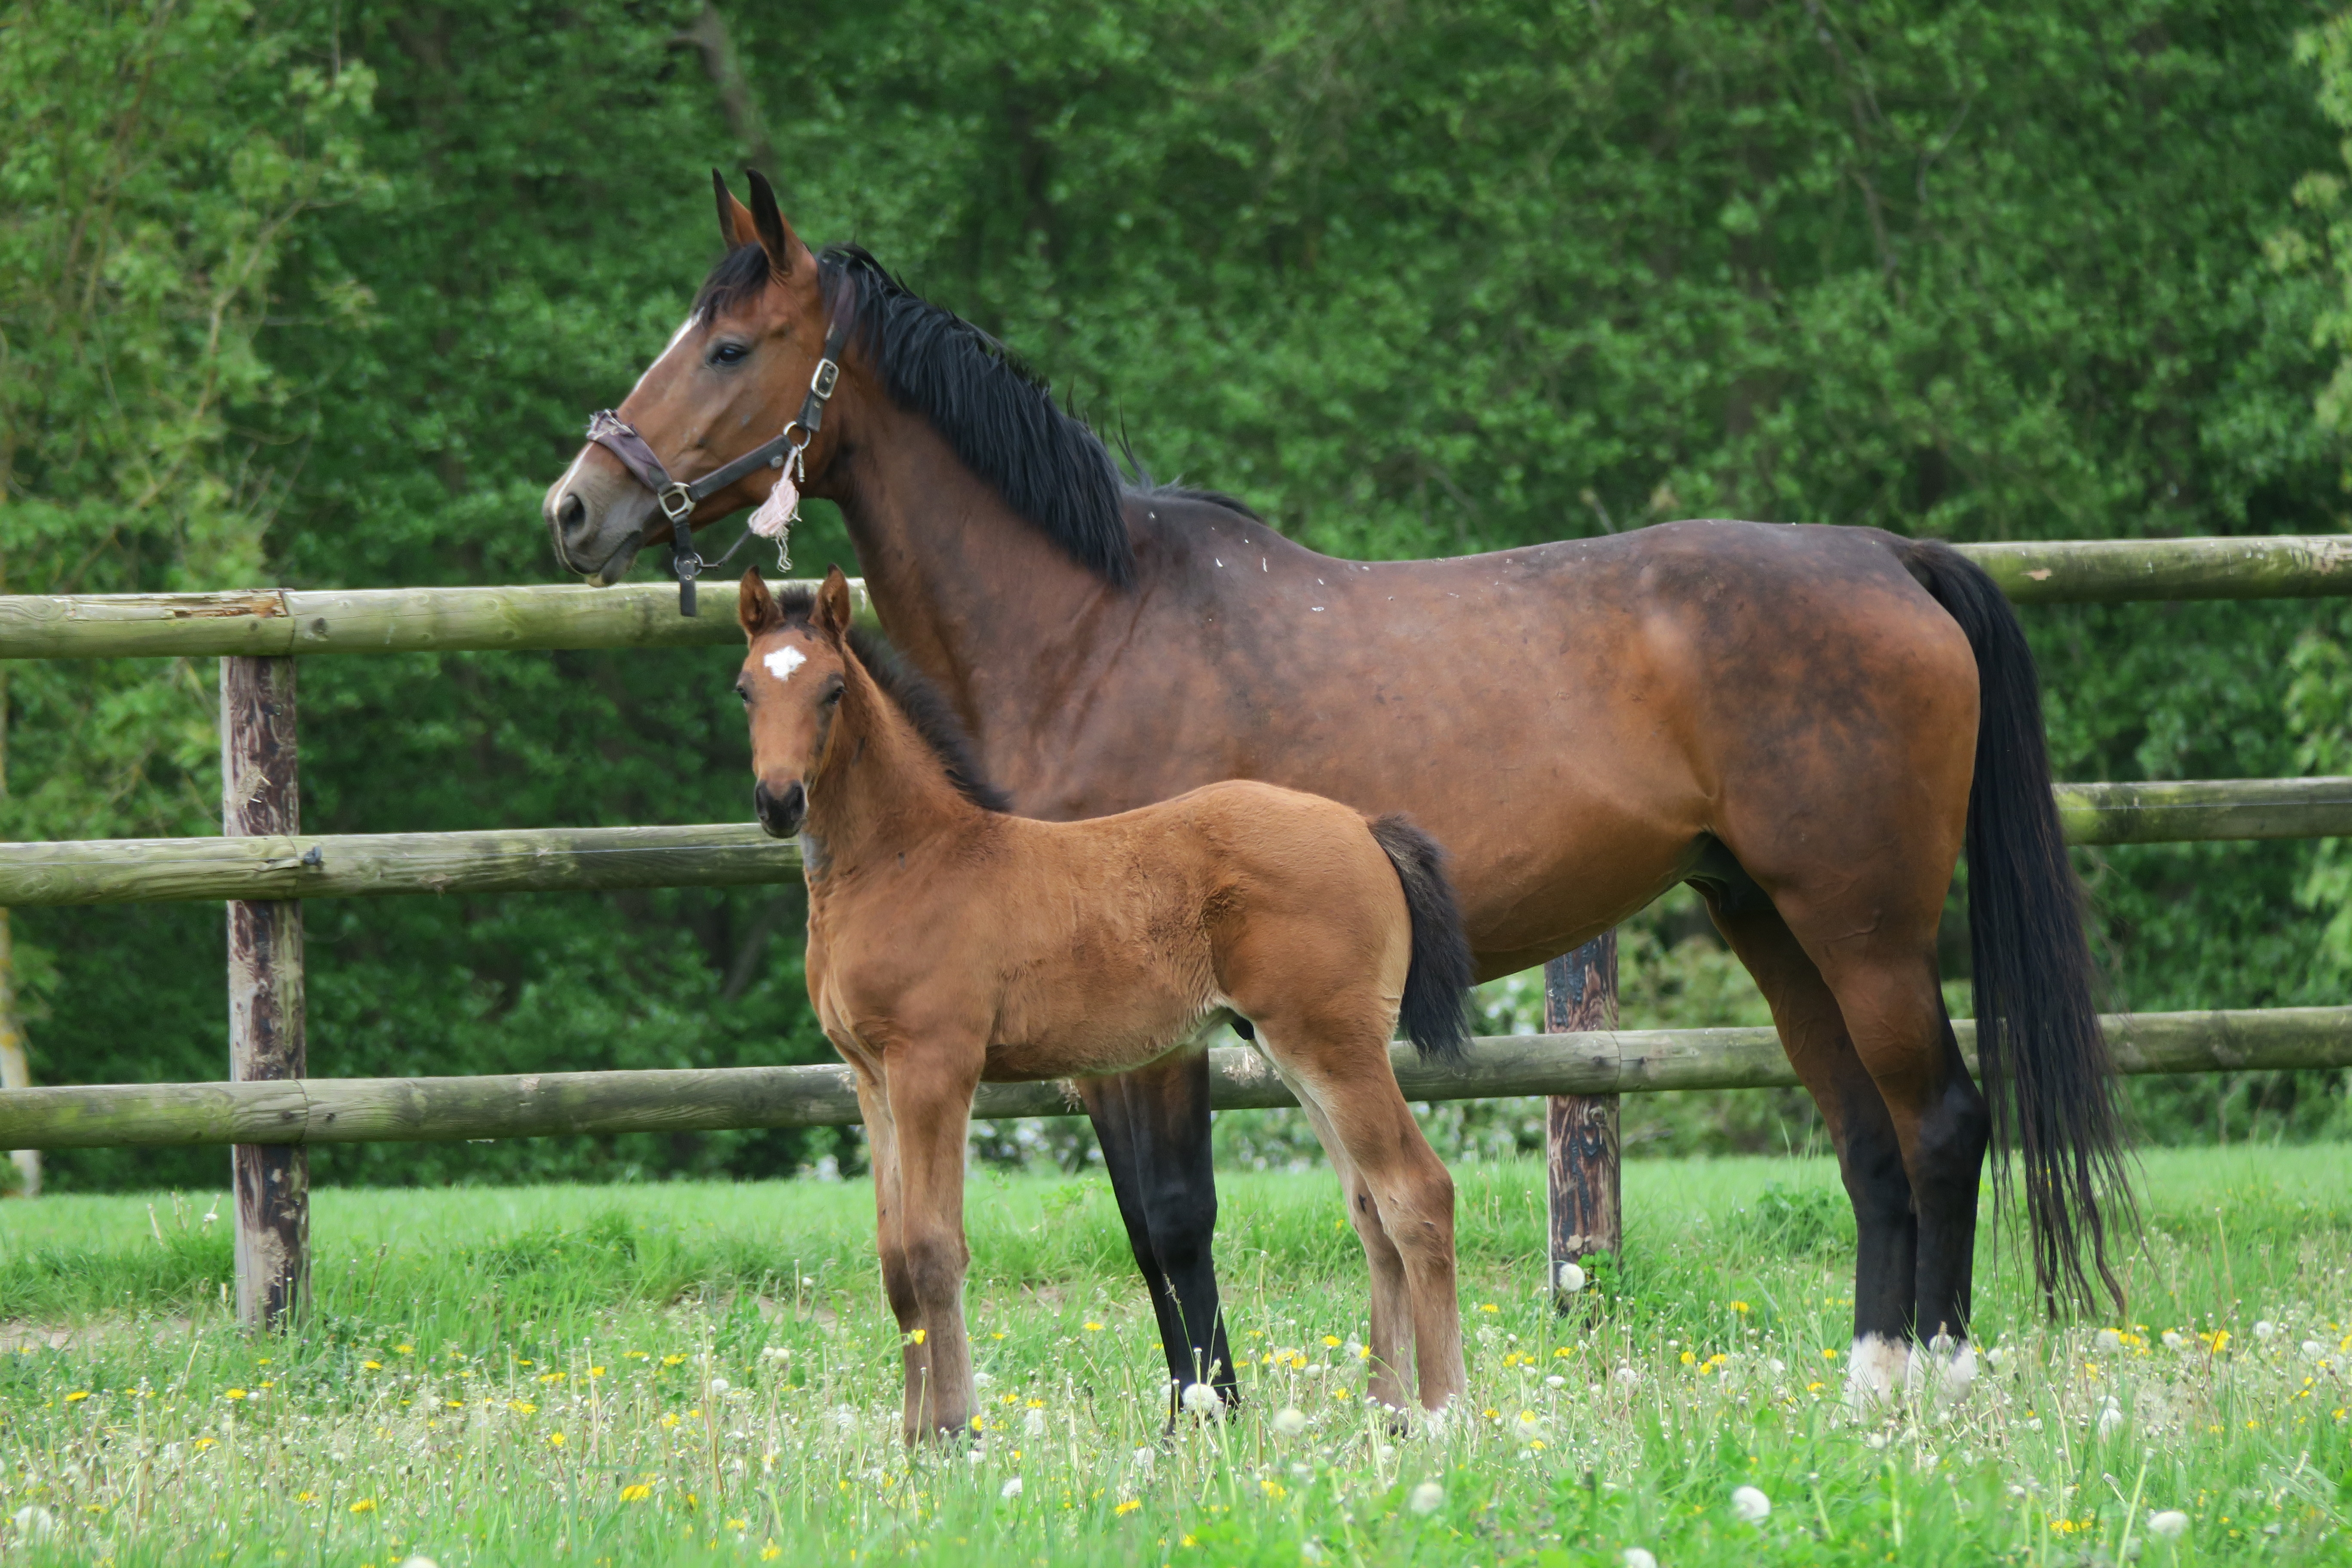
[582,273,858,616]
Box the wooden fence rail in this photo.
[1,534,2349,664]
[4,1006,2344,1152]
[0,776,2345,909]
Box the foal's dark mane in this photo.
[770,589,1010,813]
[693,241,1263,586]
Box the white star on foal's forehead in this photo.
[762,646,807,683]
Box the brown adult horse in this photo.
[543,170,2128,1409]
[738,566,1473,1440]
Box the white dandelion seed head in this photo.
[1271,1406,1308,1436]
[1557,1262,1586,1294]
[1767,1358,1786,1374]
[707,1377,730,1394]
[2147,1510,2190,1540]
[2254,1320,2278,1341]
[1000,1476,1024,1500]
[1131,1446,1155,1472]
[759,1345,791,1362]
[972,1370,994,1387]
[2162,1330,2186,1350]
[1407,1480,1446,1516]
[12,1507,57,1539]
[1612,1366,1640,1388]
[1623,1550,1659,1568]
[2097,1402,2125,1440]
[397,1559,441,1568]
[1545,1375,1567,1388]
[1022,1407,1047,1437]
[1865,1433,1888,1450]
[2095,1328,2123,1352]
[1731,1485,1771,1523]
[1180,1382,1223,1418]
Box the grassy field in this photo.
[2,1148,2348,1566]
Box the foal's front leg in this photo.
[885,1042,985,1443]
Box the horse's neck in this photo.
[830,405,1130,738]
[803,669,979,877]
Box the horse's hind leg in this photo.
[1697,874,1925,1395]
[1701,865,1990,1398]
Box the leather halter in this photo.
[582,272,858,616]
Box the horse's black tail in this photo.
[1902,537,2133,1315]
[1366,814,1475,1064]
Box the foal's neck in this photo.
[802,658,989,881]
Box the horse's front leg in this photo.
[1078,1036,1235,1419]
[884,1039,985,1443]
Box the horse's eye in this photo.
[710,342,749,367]
[734,681,750,704]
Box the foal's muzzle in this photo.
[755,779,806,838]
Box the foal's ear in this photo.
[744,169,814,280]
[738,568,780,639]
[815,566,853,643]
[713,169,759,253]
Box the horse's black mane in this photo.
[693,240,1262,584]
[771,589,1009,813]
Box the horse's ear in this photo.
[738,568,779,639]
[744,169,814,279]
[815,566,853,643]
[713,169,759,252]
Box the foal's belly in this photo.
[980,983,1218,1084]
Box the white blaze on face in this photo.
[763,646,807,685]
[628,314,701,397]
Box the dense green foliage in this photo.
[4,0,2350,1189]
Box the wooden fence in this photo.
[2,534,2349,1326]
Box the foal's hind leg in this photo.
[1284,1091,1415,1411]
[1251,1019,1466,1414]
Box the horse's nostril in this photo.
[556,491,586,536]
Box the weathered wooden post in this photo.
[222,655,306,1328]
[1544,931,1619,1304]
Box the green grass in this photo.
[2,1148,2349,1566]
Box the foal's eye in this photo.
[709,341,750,367]
[734,681,751,704]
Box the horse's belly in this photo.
[982,983,1212,1082]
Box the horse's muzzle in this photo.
[755,779,806,838]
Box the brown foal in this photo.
[739,568,1475,1442]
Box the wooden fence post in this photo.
[222,655,306,1329]
[1544,932,1619,1305]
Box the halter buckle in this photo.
[657,483,695,524]
[810,358,840,400]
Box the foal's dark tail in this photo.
[1903,537,2133,1316]
[1366,814,1476,1064]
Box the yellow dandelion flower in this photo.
[1322,1335,1341,1347]
[1730,1301,1750,1314]
[661,1354,688,1367]
[295,1491,316,1503]
[727,1516,750,1530]
[193,1437,215,1451]
[224,1388,248,1400]
[1821,1348,1839,1360]
[64,1390,89,1403]
[620,1485,653,1503]
[1084,1321,1105,1332]
[394,1344,413,1355]
[1679,1351,1696,1366]
[361,1360,383,1371]
[1478,1303,1500,1314]
[538,1371,565,1384]
[660,1413,682,1429]
[625,1350,650,1360]
[761,1547,784,1562]
[1331,1387,1351,1400]
[1553,1348,1571,1359]
[1115,1500,1142,1516]
[1261,1479,1287,1500]
[548,1431,567,1446]
[589,1366,607,1377]
[508,1400,537,1414]
[910,1329,927,1345]
[349,1498,377,1514]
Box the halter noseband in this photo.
[582,272,858,616]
